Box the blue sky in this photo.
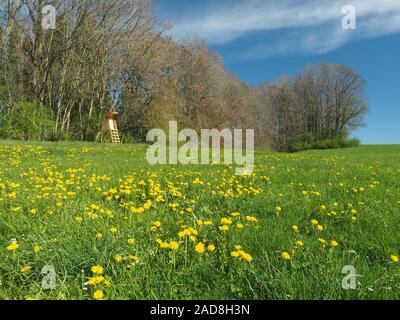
[154,0,400,144]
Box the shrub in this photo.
[288,133,316,153]
[289,137,360,153]
[0,101,53,141]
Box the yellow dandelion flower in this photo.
[75,216,83,223]
[103,279,111,287]
[90,204,100,210]
[281,251,292,260]
[169,242,179,251]
[154,221,161,227]
[195,242,205,254]
[220,225,230,232]
[245,215,257,222]
[93,290,104,300]
[159,242,170,249]
[7,242,19,251]
[20,266,32,273]
[88,276,104,286]
[296,240,304,247]
[129,255,139,261]
[220,217,233,225]
[239,251,253,262]
[91,265,104,274]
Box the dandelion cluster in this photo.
[0,143,399,299]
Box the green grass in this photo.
[0,141,399,300]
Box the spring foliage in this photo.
[0,1,367,150]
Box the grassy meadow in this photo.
[0,141,399,300]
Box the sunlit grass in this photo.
[0,141,399,300]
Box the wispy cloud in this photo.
[165,0,400,60]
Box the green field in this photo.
[0,141,399,300]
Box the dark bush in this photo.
[289,137,360,153]
[0,101,53,141]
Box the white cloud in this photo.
[166,0,400,59]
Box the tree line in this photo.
[0,0,367,151]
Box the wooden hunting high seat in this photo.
[100,111,121,144]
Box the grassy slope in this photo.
[0,141,399,300]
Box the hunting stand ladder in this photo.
[98,111,121,144]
